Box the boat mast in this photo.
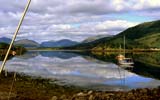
[0,0,32,74]
[123,35,125,57]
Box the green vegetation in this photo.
[0,42,9,49]
[66,20,160,51]
[0,42,26,56]
[64,36,112,50]
[31,47,60,51]
[134,52,160,67]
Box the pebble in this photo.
[88,95,93,100]
[51,96,58,100]
[77,92,84,96]
[87,91,93,95]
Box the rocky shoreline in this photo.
[0,71,159,100]
[69,88,160,100]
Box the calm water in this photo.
[1,51,160,91]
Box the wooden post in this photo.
[0,0,31,74]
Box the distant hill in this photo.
[64,35,113,50]
[66,20,160,50]
[82,35,113,43]
[0,42,26,55]
[40,39,79,47]
[14,39,40,48]
[0,37,11,43]
[92,20,160,49]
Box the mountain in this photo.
[67,20,160,50]
[40,39,79,47]
[82,35,113,43]
[14,39,40,48]
[92,20,160,49]
[0,37,11,43]
[64,35,113,49]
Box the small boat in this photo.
[116,54,134,65]
[116,36,134,66]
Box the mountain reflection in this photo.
[2,51,160,91]
[132,52,160,80]
[12,51,160,80]
[16,51,39,59]
[39,51,78,59]
[0,55,14,61]
[89,52,160,80]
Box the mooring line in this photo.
[7,72,17,100]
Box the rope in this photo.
[8,72,17,100]
[0,0,31,74]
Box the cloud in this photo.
[95,20,139,31]
[0,0,159,42]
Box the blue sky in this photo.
[0,0,160,42]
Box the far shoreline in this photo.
[26,48,160,52]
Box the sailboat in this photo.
[116,36,134,66]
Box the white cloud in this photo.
[0,0,159,42]
[47,24,72,30]
[95,20,139,31]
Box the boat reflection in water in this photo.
[2,51,160,91]
[116,35,134,66]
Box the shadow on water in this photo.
[14,51,79,60]
[15,51,39,59]
[0,55,14,61]
[76,51,160,80]
[132,52,160,80]
[16,51,160,80]
[1,51,160,99]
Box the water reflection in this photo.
[40,51,78,59]
[0,55,14,61]
[1,51,160,91]
[15,51,39,59]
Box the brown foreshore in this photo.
[0,71,159,100]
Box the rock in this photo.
[141,88,148,94]
[51,96,58,100]
[76,92,86,96]
[107,93,114,96]
[60,95,67,99]
[128,92,133,96]
[153,89,157,95]
[88,95,94,100]
[127,92,134,99]
[87,91,93,95]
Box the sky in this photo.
[0,0,160,43]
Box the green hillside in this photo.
[68,20,160,50]
[14,39,40,48]
[113,20,160,48]
[82,35,113,43]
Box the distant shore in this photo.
[26,48,90,53]
[91,48,160,52]
[26,48,160,53]
[0,71,159,100]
